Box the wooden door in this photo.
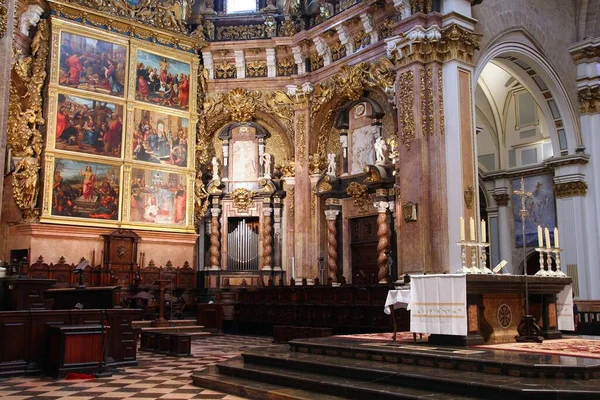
[350,216,378,284]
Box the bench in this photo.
[139,330,192,357]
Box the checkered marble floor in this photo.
[0,334,273,399]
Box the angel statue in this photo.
[211,157,220,181]
[374,137,387,165]
[261,153,272,179]
[326,153,336,176]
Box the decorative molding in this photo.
[0,0,8,38]
[217,24,268,41]
[438,67,445,134]
[398,70,415,150]
[246,60,267,78]
[554,181,587,198]
[578,86,600,114]
[215,60,236,79]
[231,188,255,212]
[464,185,475,209]
[492,193,510,207]
[296,114,307,161]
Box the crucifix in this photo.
[513,177,543,343]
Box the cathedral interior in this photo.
[1,0,600,398]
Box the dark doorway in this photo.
[350,216,378,284]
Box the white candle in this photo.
[554,227,560,248]
[469,217,475,242]
[481,219,486,243]
[460,217,465,241]
[545,228,551,250]
[537,225,544,248]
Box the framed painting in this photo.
[51,92,124,159]
[49,157,122,221]
[128,167,188,226]
[55,28,128,98]
[133,49,191,111]
[130,107,190,168]
[512,174,556,247]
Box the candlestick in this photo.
[554,227,559,249]
[481,219,487,243]
[470,245,479,274]
[537,225,544,248]
[553,248,566,277]
[545,227,551,250]
[460,217,465,242]
[470,217,475,242]
[535,247,548,276]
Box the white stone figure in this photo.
[374,137,387,165]
[261,153,272,179]
[19,5,44,37]
[211,157,220,181]
[327,153,336,176]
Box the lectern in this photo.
[151,279,172,327]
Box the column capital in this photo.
[554,181,588,198]
[210,207,221,217]
[492,193,510,207]
[374,201,391,213]
[324,209,340,220]
[263,207,273,216]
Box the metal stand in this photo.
[514,177,543,343]
[456,241,471,274]
[95,311,113,378]
[477,243,493,274]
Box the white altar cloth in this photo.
[409,274,467,336]
[384,289,411,315]
[557,285,575,331]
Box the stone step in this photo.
[195,359,477,400]
[239,348,600,399]
[288,337,600,380]
[132,319,198,329]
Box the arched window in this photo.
[226,0,257,13]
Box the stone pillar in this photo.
[262,204,273,271]
[374,200,391,283]
[492,189,513,273]
[386,17,480,273]
[324,209,339,282]
[209,207,221,270]
[0,0,15,221]
[272,197,283,272]
[283,177,296,278]
[221,139,229,181]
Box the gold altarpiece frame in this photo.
[41,17,199,233]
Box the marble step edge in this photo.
[192,364,348,400]
[239,351,600,396]
[211,358,482,400]
[287,339,600,380]
[139,326,208,332]
[132,319,198,328]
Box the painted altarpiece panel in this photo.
[512,174,556,247]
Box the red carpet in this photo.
[474,338,600,359]
[333,332,428,342]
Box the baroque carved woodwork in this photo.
[0,0,7,38]
[215,60,236,79]
[346,182,371,213]
[553,181,588,198]
[398,70,415,150]
[246,60,267,78]
[8,18,49,222]
[277,57,295,76]
[231,188,255,212]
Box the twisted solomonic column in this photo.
[324,209,340,282]
[262,207,273,270]
[375,201,391,283]
[209,208,221,269]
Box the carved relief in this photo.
[578,86,600,114]
[346,182,371,213]
[246,60,267,78]
[231,188,255,212]
[0,0,8,38]
[215,60,236,79]
[438,68,445,134]
[277,57,295,76]
[398,70,415,150]
[296,114,307,161]
[553,181,587,198]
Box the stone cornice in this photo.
[544,153,589,168]
[482,154,589,181]
[569,38,600,63]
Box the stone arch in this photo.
[475,31,582,155]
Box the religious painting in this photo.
[350,125,376,174]
[512,174,556,247]
[129,168,187,226]
[58,31,127,97]
[54,93,124,158]
[134,49,191,111]
[51,158,121,221]
[131,107,189,168]
[231,140,257,181]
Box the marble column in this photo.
[374,201,391,283]
[262,206,273,271]
[0,0,16,222]
[272,197,283,272]
[283,177,296,279]
[324,209,339,282]
[209,207,221,270]
[492,187,513,273]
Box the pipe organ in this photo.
[227,218,260,271]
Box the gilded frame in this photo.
[40,152,124,227]
[121,164,195,233]
[128,40,198,115]
[125,103,193,170]
[47,87,127,161]
[49,18,130,99]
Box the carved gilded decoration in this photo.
[330,41,346,62]
[296,114,307,161]
[492,193,510,207]
[288,186,295,219]
[8,19,49,222]
[217,24,267,41]
[223,88,261,121]
[554,181,587,198]
[426,66,434,135]
[246,60,267,78]
[309,52,324,71]
[353,31,370,51]
[309,153,323,175]
[279,19,297,37]
[215,60,236,79]
[420,67,426,136]
[398,70,415,150]
[571,45,600,63]
[378,18,394,40]
[277,57,295,76]
[231,188,255,212]
[464,185,475,209]
[411,0,434,13]
[438,68,445,134]
[279,158,296,177]
[195,173,210,222]
[0,0,7,39]
[346,182,371,213]
[578,86,600,114]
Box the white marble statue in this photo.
[19,5,44,37]
[327,153,336,176]
[211,157,220,181]
[374,137,387,165]
[261,153,272,179]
